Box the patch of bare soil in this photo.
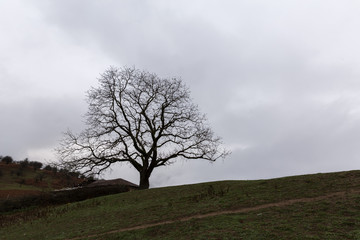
[68,189,360,240]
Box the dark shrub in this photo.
[44,165,52,171]
[59,168,69,174]
[30,161,43,171]
[69,171,81,178]
[19,159,29,169]
[1,156,13,164]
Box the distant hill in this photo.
[0,162,138,212]
[1,170,360,239]
[0,161,86,199]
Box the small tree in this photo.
[52,166,58,174]
[1,156,13,164]
[44,165,53,171]
[19,158,29,169]
[57,67,229,189]
[30,161,43,171]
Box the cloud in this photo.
[2,0,360,186]
[0,96,87,161]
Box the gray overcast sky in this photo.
[1,0,360,187]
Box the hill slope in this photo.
[0,162,85,199]
[1,170,360,239]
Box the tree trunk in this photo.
[139,171,150,189]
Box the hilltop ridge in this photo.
[0,160,86,199]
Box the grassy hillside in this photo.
[1,170,360,239]
[0,162,85,199]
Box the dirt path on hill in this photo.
[67,189,360,240]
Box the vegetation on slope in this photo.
[1,170,360,239]
[0,159,86,200]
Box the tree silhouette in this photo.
[1,156,13,164]
[57,67,229,189]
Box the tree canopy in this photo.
[57,67,229,189]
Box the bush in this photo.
[19,159,29,169]
[1,156,13,164]
[44,165,52,171]
[44,165,58,174]
[69,171,81,178]
[29,161,43,171]
[59,168,69,174]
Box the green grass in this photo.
[1,170,360,240]
[101,193,360,240]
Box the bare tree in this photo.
[57,67,229,189]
